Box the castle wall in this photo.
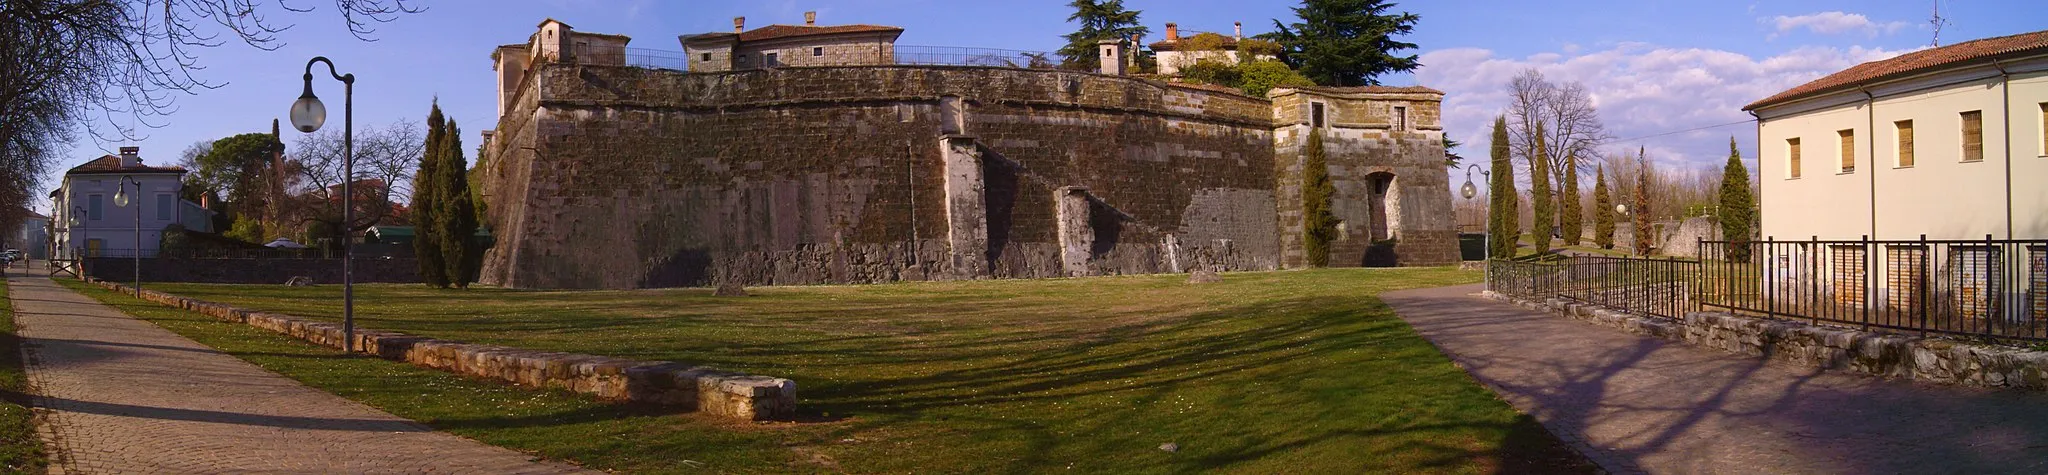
[1271,88,1460,268]
[481,64,1282,289]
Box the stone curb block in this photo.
[1482,291,2048,391]
[88,279,797,420]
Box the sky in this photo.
[38,0,2046,213]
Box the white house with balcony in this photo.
[52,147,189,259]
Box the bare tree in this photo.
[287,119,422,237]
[1506,69,1610,188]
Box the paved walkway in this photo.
[6,265,590,473]
[1384,284,2048,474]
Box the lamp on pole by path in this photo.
[69,206,87,278]
[290,56,357,353]
[113,176,143,296]
[1462,164,1490,287]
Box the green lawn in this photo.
[72,268,1590,474]
[0,272,46,472]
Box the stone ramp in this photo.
[6,267,592,473]
[1383,283,2048,474]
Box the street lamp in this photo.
[290,56,358,353]
[69,207,87,278]
[1462,164,1491,288]
[113,176,142,296]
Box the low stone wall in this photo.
[88,280,796,420]
[86,257,420,284]
[1485,292,2048,390]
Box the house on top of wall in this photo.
[679,11,903,72]
[1149,21,1275,76]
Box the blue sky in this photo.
[42,0,2045,209]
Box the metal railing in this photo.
[572,43,1086,72]
[1489,256,1701,319]
[892,45,1079,70]
[1699,237,2048,341]
[571,44,689,70]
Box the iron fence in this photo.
[1489,256,1701,319]
[1698,237,2048,341]
[568,43,1086,72]
[888,45,1081,70]
[570,44,688,70]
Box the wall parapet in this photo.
[85,279,797,420]
[1485,291,2048,391]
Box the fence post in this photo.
[1987,233,1997,337]
[1920,234,1929,336]
[1767,236,1777,318]
[1862,235,1872,331]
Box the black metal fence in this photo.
[1488,237,2048,342]
[893,45,1078,70]
[1698,237,2048,341]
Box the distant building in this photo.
[14,210,49,259]
[680,12,903,72]
[1745,29,2048,241]
[51,147,188,258]
[1149,22,1274,76]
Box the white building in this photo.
[52,147,188,258]
[1148,22,1275,76]
[1746,29,2048,241]
[680,12,902,72]
[14,211,49,259]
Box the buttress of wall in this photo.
[482,64,1279,289]
[1270,88,1459,268]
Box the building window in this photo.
[1392,106,1407,132]
[1961,110,1983,162]
[2039,103,2047,156]
[1838,129,1855,173]
[156,193,172,220]
[85,239,103,257]
[700,53,711,61]
[1894,120,1914,168]
[1310,102,1325,128]
[765,52,779,67]
[1786,137,1802,179]
[814,47,824,57]
[88,194,103,220]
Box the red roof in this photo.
[1745,29,2048,111]
[1150,35,1240,52]
[65,155,185,175]
[1293,85,1444,95]
[736,24,902,42]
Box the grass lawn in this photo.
[0,272,46,472]
[74,268,1590,474]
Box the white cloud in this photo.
[1767,11,1913,39]
[1416,43,1912,168]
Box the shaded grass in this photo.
[84,268,1591,473]
[0,272,46,473]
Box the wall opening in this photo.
[1311,102,1326,128]
[939,96,966,135]
[1365,172,1397,242]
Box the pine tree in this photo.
[1560,153,1582,246]
[1718,137,1756,262]
[439,119,480,288]
[1486,116,1518,258]
[1265,0,1421,86]
[413,103,448,288]
[1632,147,1654,256]
[1302,128,1336,267]
[1057,0,1148,71]
[1529,123,1553,254]
[1593,164,1615,249]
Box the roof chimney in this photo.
[734,16,745,33]
[1234,22,1242,40]
[118,146,139,168]
[1165,23,1178,41]
[805,11,816,26]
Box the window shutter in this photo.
[1961,110,1984,162]
[1838,129,1855,173]
[1895,120,1914,168]
[1787,138,1802,178]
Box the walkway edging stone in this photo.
[1483,291,2048,391]
[87,280,797,420]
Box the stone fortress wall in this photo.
[477,22,1457,289]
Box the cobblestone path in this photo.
[6,267,591,474]
[1383,283,2048,474]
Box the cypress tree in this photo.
[1593,164,1614,249]
[1529,123,1553,255]
[1302,128,1336,267]
[1486,116,1518,258]
[439,119,480,288]
[1632,147,1653,256]
[1560,153,1582,246]
[1718,137,1756,261]
[413,103,448,288]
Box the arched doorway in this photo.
[1364,171,1398,242]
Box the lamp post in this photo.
[113,176,143,296]
[290,56,357,353]
[69,207,87,278]
[1462,164,1491,288]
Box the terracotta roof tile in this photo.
[736,24,902,42]
[65,155,185,175]
[1745,29,2048,111]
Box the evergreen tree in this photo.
[413,103,448,288]
[1302,128,1336,267]
[439,119,480,288]
[1560,153,1582,246]
[1057,0,1148,71]
[1529,123,1553,254]
[1265,0,1421,86]
[1632,147,1654,256]
[1593,164,1615,249]
[1718,137,1756,262]
[1486,115,1518,259]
